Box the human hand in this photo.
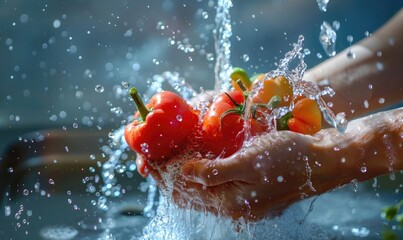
[174,108,403,220]
[143,129,334,220]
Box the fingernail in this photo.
[181,162,194,176]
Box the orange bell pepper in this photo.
[286,97,322,135]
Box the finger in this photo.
[181,156,248,186]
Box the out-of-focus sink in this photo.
[0,130,151,239]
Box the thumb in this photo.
[181,155,247,186]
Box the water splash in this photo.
[253,35,348,132]
[145,71,197,101]
[319,21,337,57]
[316,0,330,12]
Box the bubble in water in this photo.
[7,167,13,173]
[360,166,367,173]
[49,179,55,185]
[242,54,250,62]
[316,0,330,12]
[277,176,284,182]
[319,21,337,57]
[23,189,29,196]
[95,85,104,93]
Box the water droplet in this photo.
[250,191,257,198]
[5,206,11,216]
[242,54,250,62]
[360,166,367,173]
[176,115,183,122]
[378,98,385,104]
[351,227,370,237]
[121,81,130,88]
[140,143,149,153]
[363,100,369,109]
[346,35,354,44]
[110,107,123,117]
[332,21,340,31]
[346,49,356,59]
[351,179,358,192]
[277,175,284,182]
[206,53,214,61]
[20,14,29,23]
[376,62,384,71]
[95,85,104,93]
[152,59,160,65]
[212,169,218,175]
[23,189,29,196]
[316,0,330,12]
[53,19,61,28]
[319,21,337,57]
[334,112,348,132]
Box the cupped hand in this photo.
[144,129,340,221]
[178,130,328,220]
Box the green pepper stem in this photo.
[236,79,247,92]
[129,87,150,121]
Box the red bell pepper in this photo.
[124,87,199,176]
[202,90,267,158]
